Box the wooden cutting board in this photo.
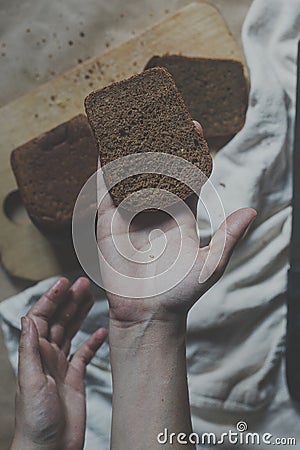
[0,1,247,280]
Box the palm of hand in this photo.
[97,167,256,325]
[25,339,86,450]
[98,186,223,324]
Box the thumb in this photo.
[18,316,45,390]
[198,207,257,284]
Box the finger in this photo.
[193,120,203,135]
[184,193,199,220]
[183,121,202,218]
[96,158,118,244]
[27,278,70,339]
[198,207,257,284]
[18,317,46,390]
[49,277,93,348]
[97,157,115,214]
[61,294,94,355]
[66,328,108,386]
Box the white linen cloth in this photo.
[1,0,300,448]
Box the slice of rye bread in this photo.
[144,55,248,144]
[11,114,98,233]
[85,67,212,212]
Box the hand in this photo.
[97,122,257,327]
[10,277,108,450]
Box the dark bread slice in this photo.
[85,67,212,212]
[11,114,98,232]
[144,55,248,144]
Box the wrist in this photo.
[107,289,190,331]
[10,428,63,450]
[109,315,187,351]
[11,434,60,450]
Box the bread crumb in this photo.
[57,101,66,109]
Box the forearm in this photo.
[109,317,195,450]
